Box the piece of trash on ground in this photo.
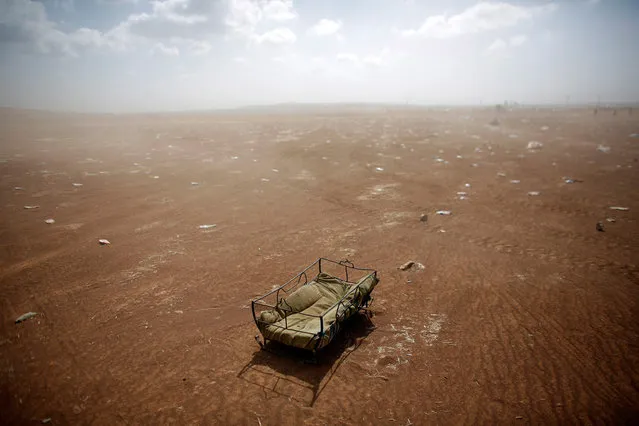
[15,312,37,323]
[596,222,605,232]
[457,192,468,196]
[597,144,611,153]
[375,167,384,172]
[497,172,506,177]
[44,218,55,224]
[98,239,111,245]
[272,168,279,173]
[41,418,52,424]
[527,141,543,150]
[260,178,270,182]
[436,210,452,215]
[606,217,616,223]
[464,183,471,188]
[24,205,40,210]
[199,224,217,229]
[190,182,199,186]
[14,186,24,191]
[398,261,425,271]
[609,206,629,211]
[420,214,428,223]
[541,126,549,131]
[527,191,540,196]
[510,180,521,184]
[72,183,83,187]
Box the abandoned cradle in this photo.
[252,258,379,352]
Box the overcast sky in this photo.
[0,0,637,112]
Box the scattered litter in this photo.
[260,178,270,182]
[41,418,52,424]
[606,218,616,223]
[471,163,479,167]
[609,206,629,211]
[231,156,239,160]
[44,218,55,224]
[272,168,279,172]
[174,310,184,314]
[510,180,520,184]
[438,229,446,233]
[436,210,452,215]
[190,182,199,186]
[152,176,159,179]
[541,126,549,131]
[563,177,583,184]
[458,196,467,200]
[597,144,611,153]
[72,183,83,187]
[497,172,506,177]
[199,224,217,229]
[527,141,543,150]
[420,214,428,223]
[456,155,463,159]
[456,192,467,196]
[14,186,24,191]
[15,312,37,324]
[474,147,482,153]
[398,261,425,271]
[23,205,40,210]
[527,191,540,196]
[596,222,605,232]
[98,239,111,245]
[375,167,384,172]
[464,183,471,188]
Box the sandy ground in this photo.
[1,106,638,425]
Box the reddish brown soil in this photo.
[1,106,638,425]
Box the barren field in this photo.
[1,106,638,425]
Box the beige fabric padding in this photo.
[258,272,378,350]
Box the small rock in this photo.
[41,418,52,424]
[597,144,611,153]
[606,218,616,223]
[527,141,543,150]
[15,312,38,323]
[98,239,111,245]
[497,172,506,177]
[398,261,425,271]
[420,214,428,223]
[596,222,605,232]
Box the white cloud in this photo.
[254,27,296,44]
[336,52,359,63]
[262,0,297,21]
[152,42,180,56]
[308,19,343,37]
[401,2,557,39]
[188,40,212,55]
[233,56,247,63]
[336,49,389,67]
[487,38,507,52]
[226,0,297,42]
[486,34,529,54]
[509,34,528,47]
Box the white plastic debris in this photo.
[72,183,83,187]
[231,156,239,160]
[527,191,541,196]
[152,176,159,179]
[456,192,468,196]
[597,144,611,153]
[609,206,629,211]
[98,239,111,245]
[14,186,24,191]
[527,141,543,150]
[456,155,463,159]
[190,182,199,186]
[509,134,519,139]
[398,261,425,271]
[272,168,279,172]
[44,218,55,224]
[260,178,270,182]
[23,205,40,210]
[540,126,549,131]
[198,224,217,229]
[471,163,479,167]
[606,218,616,223]
[497,172,506,177]
[375,167,384,171]
[464,183,471,188]
[436,210,452,215]
[510,180,521,184]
